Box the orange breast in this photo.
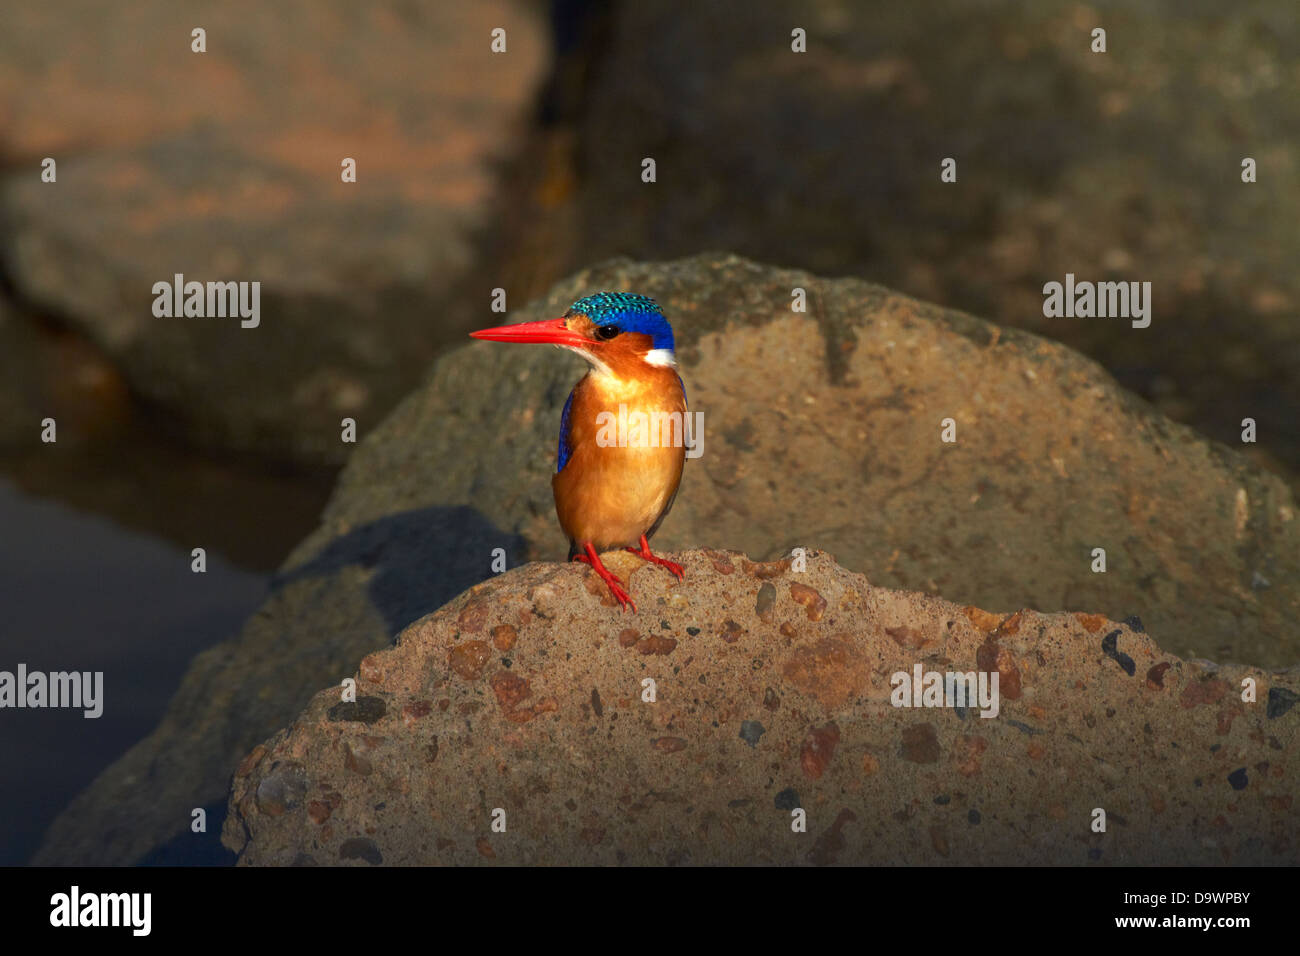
[552,368,687,551]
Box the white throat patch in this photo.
[644,348,677,368]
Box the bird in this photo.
[470,292,688,612]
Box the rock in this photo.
[0,0,548,464]
[35,252,1300,865]
[223,550,1300,865]
[296,252,1300,668]
[563,1,1300,480]
[739,720,765,747]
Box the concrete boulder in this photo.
[223,549,1299,865]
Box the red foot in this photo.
[573,542,636,612]
[625,534,685,579]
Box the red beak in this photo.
[470,316,588,348]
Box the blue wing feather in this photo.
[557,387,576,473]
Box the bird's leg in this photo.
[572,542,637,612]
[625,533,685,579]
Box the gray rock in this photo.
[0,0,549,464]
[35,252,1300,865]
[565,0,1300,480]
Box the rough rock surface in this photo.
[35,253,1300,865]
[300,253,1300,667]
[222,550,1299,865]
[0,0,548,463]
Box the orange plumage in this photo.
[552,362,686,552]
[470,292,688,612]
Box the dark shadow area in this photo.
[273,505,531,650]
[137,801,237,867]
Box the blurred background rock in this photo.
[0,0,1297,863]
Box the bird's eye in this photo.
[595,324,621,340]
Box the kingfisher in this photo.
[470,292,687,612]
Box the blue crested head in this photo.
[566,292,674,351]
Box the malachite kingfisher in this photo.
[470,292,690,612]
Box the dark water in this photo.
[0,325,336,862]
[0,288,338,863]
[0,481,266,863]
[0,479,271,865]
